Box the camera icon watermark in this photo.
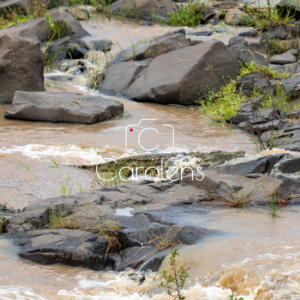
[125,119,175,153]
[96,119,204,183]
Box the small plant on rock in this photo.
[160,248,189,300]
[228,290,244,300]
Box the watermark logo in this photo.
[96,119,204,182]
[125,119,175,153]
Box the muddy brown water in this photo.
[0,16,295,300]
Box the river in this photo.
[1,15,296,300]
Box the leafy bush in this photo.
[197,80,247,123]
[168,2,207,27]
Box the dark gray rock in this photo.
[288,107,300,118]
[5,92,124,124]
[248,109,287,124]
[44,36,90,62]
[269,49,297,64]
[248,41,267,54]
[237,73,260,97]
[216,154,285,175]
[187,31,215,36]
[251,120,287,135]
[181,170,300,205]
[235,48,268,66]
[13,229,115,270]
[98,59,152,96]
[229,36,248,48]
[264,25,293,40]
[109,0,178,22]
[0,11,89,43]
[282,77,300,96]
[100,41,240,105]
[90,38,112,51]
[114,32,190,63]
[278,157,300,173]
[126,41,240,105]
[0,35,45,104]
[225,9,253,26]
[238,30,259,37]
[269,62,298,74]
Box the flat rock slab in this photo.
[5,91,124,124]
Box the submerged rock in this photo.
[5,92,124,124]
[0,35,45,104]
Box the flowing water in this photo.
[0,16,297,300]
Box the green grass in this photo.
[197,80,247,123]
[243,1,295,31]
[47,203,124,253]
[0,10,32,29]
[240,62,290,80]
[269,191,279,217]
[168,2,207,27]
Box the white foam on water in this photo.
[0,286,47,300]
[0,144,135,166]
[0,144,192,167]
[115,207,135,217]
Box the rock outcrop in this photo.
[99,40,240,105]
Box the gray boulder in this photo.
[100,41,240,105]
[0,11,89,43]
[98,59,153,96]
[229,36,267,66]
[282,77,300,96]
[0,35,45,104]
[225,9,254,26]
[269,49,297,64]
[109,0,178,22]
[269,62,298,74]
[278,157,300,173]
[5,92,124,124]
[89,38,112,51]
[115,32,190,63]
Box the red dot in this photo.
[130,128,133,132]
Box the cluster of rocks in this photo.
[0,11,122,124]
[3,152,300,272]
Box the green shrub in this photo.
[168,2,207,27]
